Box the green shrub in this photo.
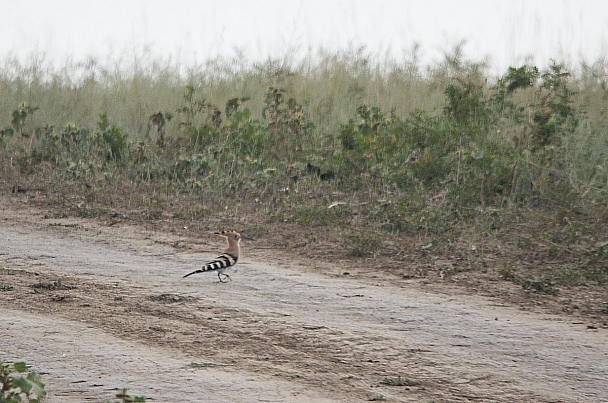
[0,361,46,403]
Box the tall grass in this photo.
[0,47,443,138]
[1,46,607,286]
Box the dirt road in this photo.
[0,200,607,402]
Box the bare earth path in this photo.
[0,200,607,402]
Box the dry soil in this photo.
[0,196,607,402]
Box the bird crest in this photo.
[216,230,241,240]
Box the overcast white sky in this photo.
[1,0,607,75]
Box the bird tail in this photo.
[183,268,205,278]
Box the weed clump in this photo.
[0,361,46,402]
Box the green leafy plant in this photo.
[176,85,219,147]
[112,388,146,403]
[444,78,490,130]
[0,361,46,403]
[262,87,314,160]
[97,113,128,162]
[11,103,39,137]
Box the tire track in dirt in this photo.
[1,209,607,402]
[0,307,340,403]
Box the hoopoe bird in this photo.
[183,230,243,283]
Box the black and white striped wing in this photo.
[183,253,238,278]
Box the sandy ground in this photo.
[0,197,607,402]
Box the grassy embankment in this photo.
[1,47,607,303]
